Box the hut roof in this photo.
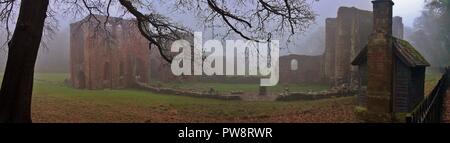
[351,38,430,67]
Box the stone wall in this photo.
[148,49,262,84]
[277,85,357,101]
[279,54,325,84]
[134,82,241,100]
[70,15,151,89]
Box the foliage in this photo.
[410,0,450,66]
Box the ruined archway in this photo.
[134,59,145,83]
[104,62,112,88]
[78,71,86,89]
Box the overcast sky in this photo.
[311,0,425,26]
[58,0,425,29]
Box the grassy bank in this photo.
[425,70,445,95]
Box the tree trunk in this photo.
[0,0,49,123]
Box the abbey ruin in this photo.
[69,6,406,89]
[279,6,405,87]
[70,15,151,89]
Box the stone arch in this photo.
[77,71,86,89]
[104,62,111,81]
[119,62,124,77]
[290,59,299,71]
[134,58,146,82]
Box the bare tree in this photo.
[0,0,48,123]
[0,0,316,123]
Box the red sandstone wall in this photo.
[279,55,324,84]
[70,16,150,89]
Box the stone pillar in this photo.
[393,16,404,39]
[365,0,395,122]
[335,7,355,86]
[324,18,337,85]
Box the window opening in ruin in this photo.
[119,62,124,78]
[78,71,86,89]
[134,59,145,82]
[291,59,299,71]
[104,62,112,81]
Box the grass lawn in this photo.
[28,73,355,123]
[424,70,445,95]
[0,71,444,123]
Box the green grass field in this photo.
[425,70,445,95]
[13,73,353,123]
[0,71,444,123]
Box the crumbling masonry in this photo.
[70,15,150,89]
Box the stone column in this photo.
[335,7,354,86]
[393,16,404,39]
[324,18,337,85]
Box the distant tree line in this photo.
[409,0,450,66]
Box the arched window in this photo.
[117,25,122,34]
[104,62,111,81]
[78,71,86,89]
[291,59,298,71]
[119,62,124,77]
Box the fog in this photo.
[0,0,427,73]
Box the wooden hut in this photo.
[352,38,430,112]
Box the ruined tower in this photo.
[393,16,404,39]
[70,15,151,90]
[323,7,373,86]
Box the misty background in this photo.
[1,0,443,73]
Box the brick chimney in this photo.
[364,0,395,122]
[372,0,394,35]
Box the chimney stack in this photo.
[372,0,394,35]
[364,0,396,122]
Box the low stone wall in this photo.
[134,82,241,100]
[276,86,357,101]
